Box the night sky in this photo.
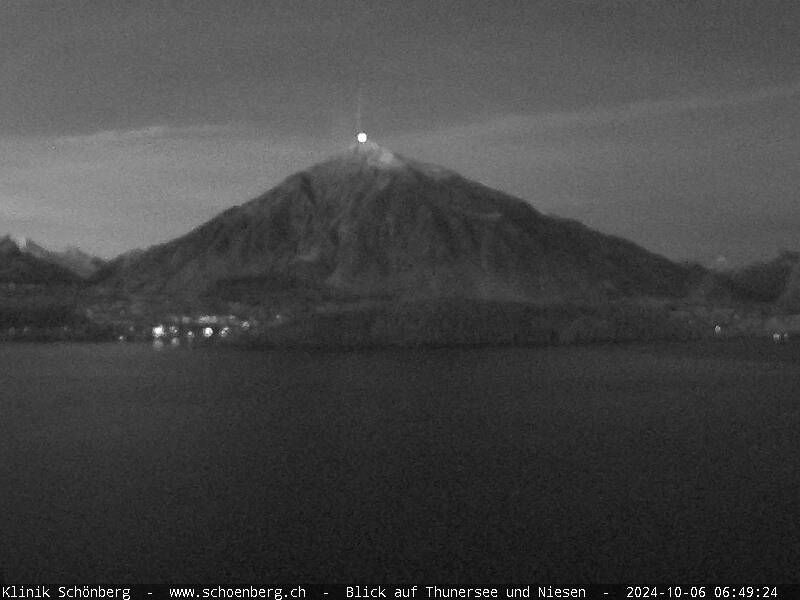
[2,0,798,266]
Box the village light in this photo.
[152,325,165,338]
[203,327,214,338]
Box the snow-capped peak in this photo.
[348,140,403,169]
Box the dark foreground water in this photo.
[1,340,798,582]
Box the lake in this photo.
[1,340,798,582]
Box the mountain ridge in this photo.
[17,238,105,279]
[0,235,81,284]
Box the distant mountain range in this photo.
[0,235,104,283]
[724,250,800,310]
[19,238,106,279]
[3,143,798,345]
[95,142,705,304]
[0,236,77,284]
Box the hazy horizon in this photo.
[2,1,799,267]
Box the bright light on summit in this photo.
[356,132,368,143]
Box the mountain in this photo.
[97,142,699,307]
[0,236,80,285]
[776,254,800,311]
[725,251,799,304]
[18,238,105,279]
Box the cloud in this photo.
[43,81,799,157]
[395,80,800,143]
[53,124,240,146]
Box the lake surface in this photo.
[1,340,798,582]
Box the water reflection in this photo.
[152,336,199,350]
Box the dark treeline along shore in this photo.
[2,143,800,347]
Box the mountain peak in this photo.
[0,236,105,278]
[19,237,45,253]
[310,140,456,183]
[0,234,20,254]
[345,139,404,169]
